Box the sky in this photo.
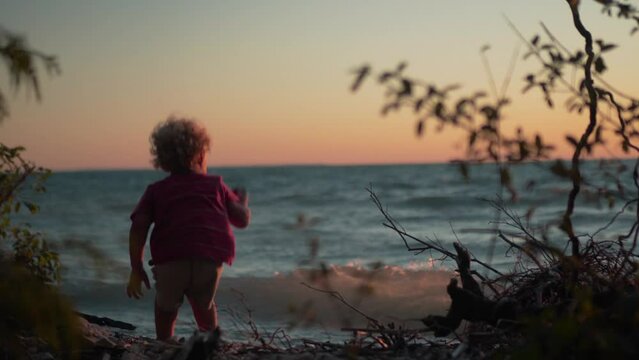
[0,0,638,170]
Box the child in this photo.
[126,116,250,341]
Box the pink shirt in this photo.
[130,173,240,265]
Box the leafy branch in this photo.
[0,27,60,123]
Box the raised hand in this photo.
[233,187,249,205]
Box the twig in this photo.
[613,159,639,280]
[592,198,638,238]
[539,21,638,102]
[225,288,290,351]
[480,45,499,102]
[487,198,563,263]
[369,186,503,276]
[300,282,382,328]
[500,42,522,100]
[600,89,639,153]
[497,232,544,269]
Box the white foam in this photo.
[216,263,454,328]
[64,262,455,336]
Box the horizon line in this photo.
[48,156,628,173]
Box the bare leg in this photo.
[155,301,178,341]
[187,296,217,331]
[187,260,223,333]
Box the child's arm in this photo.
[227,187,251,228]
[126,214,152,299]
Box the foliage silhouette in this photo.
[0,27,60,123]
[0,27,82,359]
[350,0,639,357]
[1,27,62,281]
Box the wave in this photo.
[62,263,454,336]
[234,263,452,324]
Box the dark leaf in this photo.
[566,135,579,148]
[350,65,370,92]
[378,71,393,83]
[473,91,487,99]
[416,120,425,136]
[545,96,554,108]
[594,126,604,144]
[518,141,530,160]
[569,51,584,64]
[618,163,628,173]
[24,201,39,214]
[468,131,477,147]
[539,83,548,94]
[535,134,543,151]
[455,99,470,114]
[595,86,608,100]
[480,106,498,120]
[584,143,592,154]
[381,102,398,116]
[500,167,512,187]
[594,57,607,73]
[414,98,425,113]
[531,35,540,47]
[497,98,510,107]
[434,102,445,119]
[550,160,571,178]
[595,39,617,52]
[458,162,469,181]
[617,4,632,18]
[579,78,587,93]
[398,79,413,97]
[549,51,564,63]
[480,124,497,134]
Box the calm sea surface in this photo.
[12,161,635,339]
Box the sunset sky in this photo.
[1,0,637,170]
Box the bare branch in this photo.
[300,282,382,329]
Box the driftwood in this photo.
[421,243,518,337]
[76,312,136,331]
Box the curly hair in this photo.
[150,116,210,173]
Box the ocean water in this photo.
[11,161,637,340]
